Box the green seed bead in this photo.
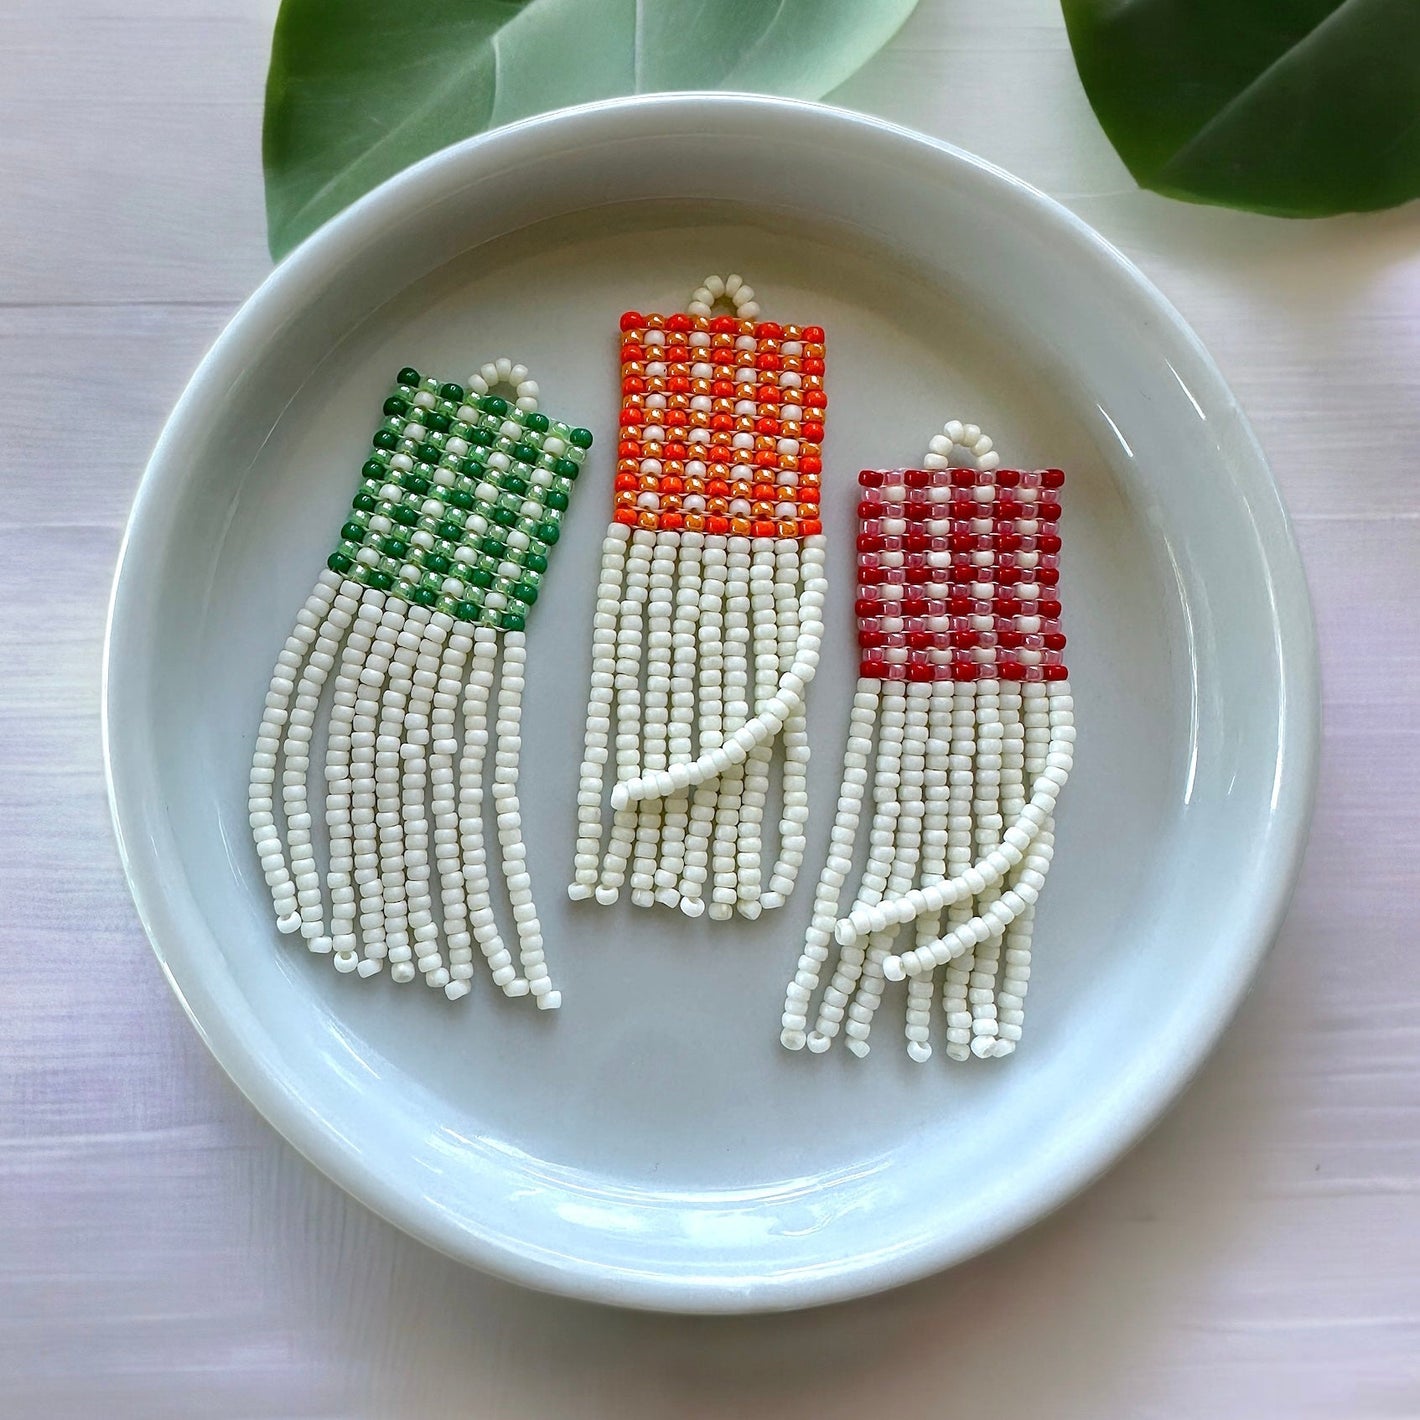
[491,506,516,527]
[468,567,494,589]
[435,518,462,541]
[512,582,538,605]
[372,430,398,451]
[511,442,538,464]
[426,410,451,433]
[454,599,481,621]
[439,382,465,403]
[382,396,409,418]
[400,473,430,496]
[416,442,440,464]
[503,474,528,496]
[339,520,365,543]
[448,488,474,510]
[524,550,548,574]
[362,458,387,479]
[545,489,569,512]
[468,427,495,448]
[327,551,354,574]
[397,367,421,387]
[424,552,451,575]
[479,394,509,416]
[478,535,502,557]
[502,610,526,631]
[352,490,378,513]
[538,520,561,544]
[369,569,394,591]
[410,585,436,607]
[392,504,418,527]
[524,411,549,434]
[383,535,409,557]
[554,457,579,479]
[568,427,593,449]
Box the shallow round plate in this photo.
[104,94,1318,1312]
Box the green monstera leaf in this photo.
[263,0,919,258]
[1062,0,1420,217]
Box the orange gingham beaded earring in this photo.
[569,275,828,920]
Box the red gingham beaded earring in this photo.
[780,421,1073,1062]
[570,276,828,921]
[248,359,592,1008]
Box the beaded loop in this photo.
[466,357,540,413]
[687,272,761,320]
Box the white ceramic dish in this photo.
[104,94,1318,1313]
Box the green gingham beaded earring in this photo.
[248,359,593,1008]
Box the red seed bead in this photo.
[951,468,975,488]
[1038,500,1063,522]
[1037,567,1060,586]
[799,519,822,537]
[666,313,692,333]
[999,662,1027,681]
[619,312,643,332]
[859,469,884,487]
[1038,598,1063,618]
[1042,468,1065,488]
[803,326,825,343]
[1044,632,1067,650]
[710,316,738,334]
[706,515,731,535]
[855,597,879,618]
[995,468,1020,487]
[661,511,684,530]
[1038,534,1062,554]
[1045,663,1069,680]
[803,390,827,409]
[799,455,822,476]
[619,409,641,428]
[613,507,638,526]
[857,533,885,552]
[754,322,783,339]
[801,421,825,442]
[798,487,820,505]
[613,472,638,492]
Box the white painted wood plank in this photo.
[1,0,1416,1414]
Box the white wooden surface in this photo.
[3,0,1417,1413]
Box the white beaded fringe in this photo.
[570,530,826,916]
[249,578,560,1007]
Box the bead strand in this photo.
[963,679,1004,1053]
[319,583,365,966]
[327,588,383,969]
[493,632,558,1007]
[710,537,752,919]
[736,537,779,916]
[942,680,978,1059]
[282,572,347,955]
[400,608,447,990]
[351,594,397,974]
[596,532,653,902]
[630,532,677,907]
[845,679,929,1056]
[655,533,703,908]
[996,682,1052,1052]
[905,681,951,1062]
[971,678,1024,1055]
[374,601,421,982]
[431,624,473,999]
[460,629,526,995]
[810,680,906,1050]
[782,682,878,1050]
[677,539,727,915]
[250,570,342,934]
[762,540,809,911]
[569,528,629,898]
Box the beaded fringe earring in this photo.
[780,422,1073,1060]
[569,275,828,920]
[249,359,592,1008]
